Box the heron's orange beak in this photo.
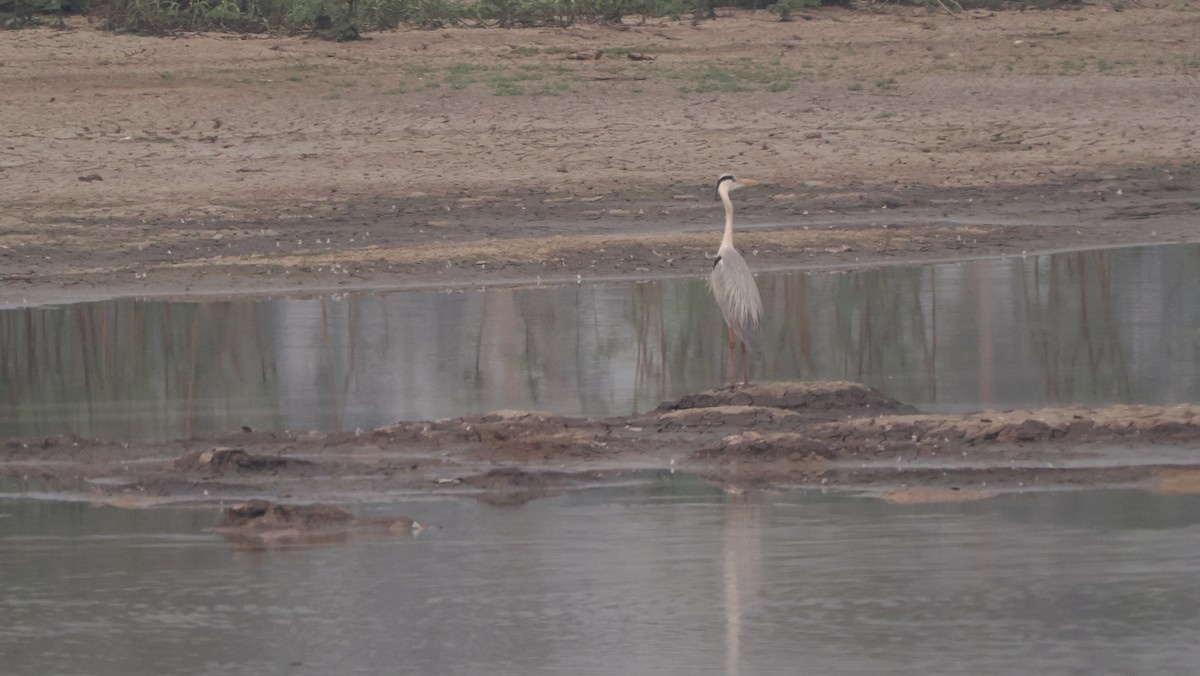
[739,178,759,187]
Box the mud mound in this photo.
[213,499,420,547]
[693,404,1200,464]
[820,405,1200,456]
[655,405,803,429]
[695,431,836,463]
[657,382,914,418]
[219,500,357,529]
[461,467,574,490]
[1153,469,1200,495]
[2,435,125,462]
[173,448,311,473]
[460,467,579,506]
[375,411,609,460]
[9,384,1200,501]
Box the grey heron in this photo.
[708,174,763,386]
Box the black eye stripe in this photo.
[715,175,735,200]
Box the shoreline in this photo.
[4,383,1200,504]
[5,175,1199,307]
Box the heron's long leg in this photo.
[741,342,750,386]
[729,328,739,386]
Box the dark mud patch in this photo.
[6,382,1200,502]
[697,431,838,463]
[458,467,582,506]
[173,448,314,474]
[657,381,915,419]
[374,411,613,461]
[2,435,126,462]
[818,405,1200,459]
[212,499,421,548]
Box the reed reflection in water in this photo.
[5,485,1200,675]
[2,243,1198,441]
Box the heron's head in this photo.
[715,174,758,200]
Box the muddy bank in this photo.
[212,499,421,548]
[4,382,1200,504]
[4,159,1199,307]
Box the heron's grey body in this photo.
[709,244,762,355]
[708,174,763,385]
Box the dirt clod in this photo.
[658,381,915,418]
[173,448,310,473]
[213,499,420,547]
[219,499,356,529]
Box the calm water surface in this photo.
[3,482,1200,675]
[3,243,1199,441]
[5,242,1199,676]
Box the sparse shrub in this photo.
[767,0,818,22]
[291,0,361,39]
[395,0,458,26]
[12,0,1099,37]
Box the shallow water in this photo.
[3,482,1200,675]
[2,243,1199,441]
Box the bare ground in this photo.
[3,7,1200,500]
[2,6,1199,305]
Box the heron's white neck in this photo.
[720,187,735,250]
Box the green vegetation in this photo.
[445,62,485,89]
[2,0,1087,36]
[676,60,796,94]
[45,0,773,34]
[368,61,573,96]
[1096,58,1135,72]
[491,77,524,96]
[488,69,539,94]
[767,0,819,22]
[1058,58,1086,75]
[531,81,572,95]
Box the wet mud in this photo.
[212,499,421,548]
[4,382,1200,505]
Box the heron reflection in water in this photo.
[723,493,763,676]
